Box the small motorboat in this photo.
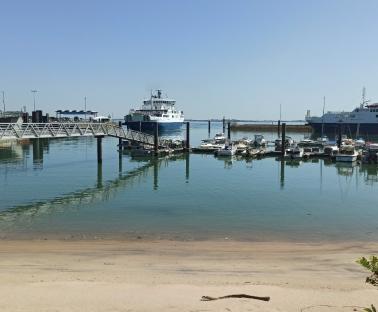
[193,140,225,153]
[323,145,339,157]
[275,136,294,150]
[214,133,226,143]
[336,145,358,162]
[253,134,266,147]
[285,145,303,159]
[355,138,366,148]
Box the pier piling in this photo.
[118,122,123,149]
[208,120,211,135]
[227,121,231,140]
[281,123,286,157]
[278,120,281,138]
[154,123,159,155]
[96,136,104,163]
[186,122,190,150]
[222,117,226,133]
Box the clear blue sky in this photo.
[1,0,378,120]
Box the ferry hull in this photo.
[124,121,184,132]
[307,122,378,137]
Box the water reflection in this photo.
[360,164,378,185]
[2,138,378,234]
[335,162,356,177]
[0,141,29,168]
[0,154,188,227]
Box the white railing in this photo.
[0,122,169,147]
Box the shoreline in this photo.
[0,239,377,311]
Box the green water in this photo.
[0,122,377,241]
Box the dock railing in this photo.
[0,122,170,147]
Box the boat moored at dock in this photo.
[336,145,359,162]
[306,88,378,136]
[124,90,184,132]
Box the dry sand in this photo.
[0,239,377,312]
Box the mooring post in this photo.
[278,120,281,138]
[118,121,123,149]
[96,136,103,163]
[222,117,226,133]
[208,120,211,135]
[186,121,190,150]
[281,123,286,157]
[154,122,159,155]
[227,121,231,140]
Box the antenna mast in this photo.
[361,86,367,108]
[321,96,325,137]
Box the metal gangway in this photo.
[0,122,170,147]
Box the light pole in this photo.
[31,90,38,111]
[1,91,5,113]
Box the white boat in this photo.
[216,144,236,156]
[306,88,378,135]
[195,141,224,152]
[323,145,339,156]
[214,133,226,143]
[285,146,303,159]
[124,89,184,132]
[236,137,252,145]
[253,134,266,147]
[193,133,227,153]
[275,136,294,148]
[317,136,329,144]
[355,138,366,148]
[336,145,358,162]
[298,138,317,147]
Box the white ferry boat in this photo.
[124,90,184,132]
[305,89,378,135]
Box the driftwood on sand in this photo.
[201,294,270,302]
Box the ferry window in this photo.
[376,115,378,118]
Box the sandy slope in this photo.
[0,239,377,312]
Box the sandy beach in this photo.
[0,239,376,312]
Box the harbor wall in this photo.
[230,123,311,132]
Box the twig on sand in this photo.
[201,294,270,302]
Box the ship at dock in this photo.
[123,90,184,132]
[305,88,378,137]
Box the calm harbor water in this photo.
[0,122,377,241]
